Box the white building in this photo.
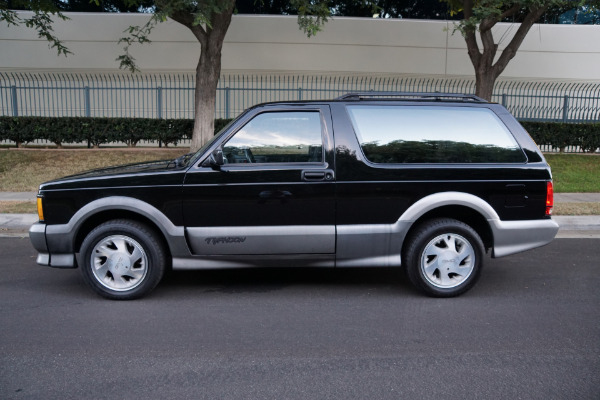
[1,12,599,121]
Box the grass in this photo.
[0,201,37,214]
[3,150,596,193]
[0,148,188,192]
[553,203,600,216]
[545,154,600,193]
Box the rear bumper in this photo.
[491,218,560,258]
[29,222,76,268]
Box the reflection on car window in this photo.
[347,105,526,163]
[223,112,323,164]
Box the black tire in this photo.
[79,219,166,300]
[404,218,484,297]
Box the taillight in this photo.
[546,181,554,216]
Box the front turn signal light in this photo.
[37,196,44,222]
[546,181,554,216]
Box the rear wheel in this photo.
[79,219,166,300]
[404,218,484,297]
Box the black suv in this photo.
[29,92,559,299]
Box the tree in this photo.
[2,0,236,151]
[330,0,456,19]
[168,1,235,152]
[235,0,294,14]
[5,0,596,148]
[447,0,560,100]
[294,0,596,100]
[291,0,458,37]
[116,1,236,151]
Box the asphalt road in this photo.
[1,237,599,400]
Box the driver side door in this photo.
[182,105,336,257]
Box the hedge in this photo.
[1,117,598,152]
[520,121,600,153]
[0,117,233,148]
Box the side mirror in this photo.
[203,149,224,171]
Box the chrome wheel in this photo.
[404,218,483,297]
[90,234,148,292]
[420,233,475,288]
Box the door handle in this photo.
[301,169,335,182]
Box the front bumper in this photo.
[29,222,76,268]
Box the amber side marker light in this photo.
[546,181,554,216]
[37,196,44,221]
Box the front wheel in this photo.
[404,218,484,297]
[79,219,166,300]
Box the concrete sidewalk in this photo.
[0,192,38,201]
[1,191,599,238]
[555,193,600,203]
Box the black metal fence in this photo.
[1,72,599,151]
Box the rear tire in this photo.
[404,218,484,297]
[79,219,166,300]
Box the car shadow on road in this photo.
[160,267,417,295]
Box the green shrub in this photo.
[0,117,234,148]
[579,124,600,153]
[2,117,596,153]
[0,117,37,147]
[521,121,600,153]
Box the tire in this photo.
[404,218,484,297]
[79,219,166,300]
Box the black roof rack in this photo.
[336,92,487,103]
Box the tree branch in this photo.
[461,0,482,69]
[170,10,207,41]
[498,3,522,21]
[479,20,497,68]
[480,3,521,32]
[493,5,549,77]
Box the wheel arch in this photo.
[46,196,189,259]
[399,192,498,258]
[74,210,168,256]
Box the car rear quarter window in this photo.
[346,105,526,163]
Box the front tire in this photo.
[404,218,484,297]
[79,219,166,300]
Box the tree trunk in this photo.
[168,2,234,152]
[181,4,234,153]
[191,48,221,152]
[475,70,497,101]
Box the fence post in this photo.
[84,86,91,148]
[298,87,303,101]
[84,86,91,117]
[501,93,507,108]
[157,87,163,119]
[562,95,569,123]
[10,85,18,117]
[157,87,163,147]
[225,87,230,119]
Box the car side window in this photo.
[347,105,526,163]
[223,111,324,164]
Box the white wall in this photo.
[1,12,599,81]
